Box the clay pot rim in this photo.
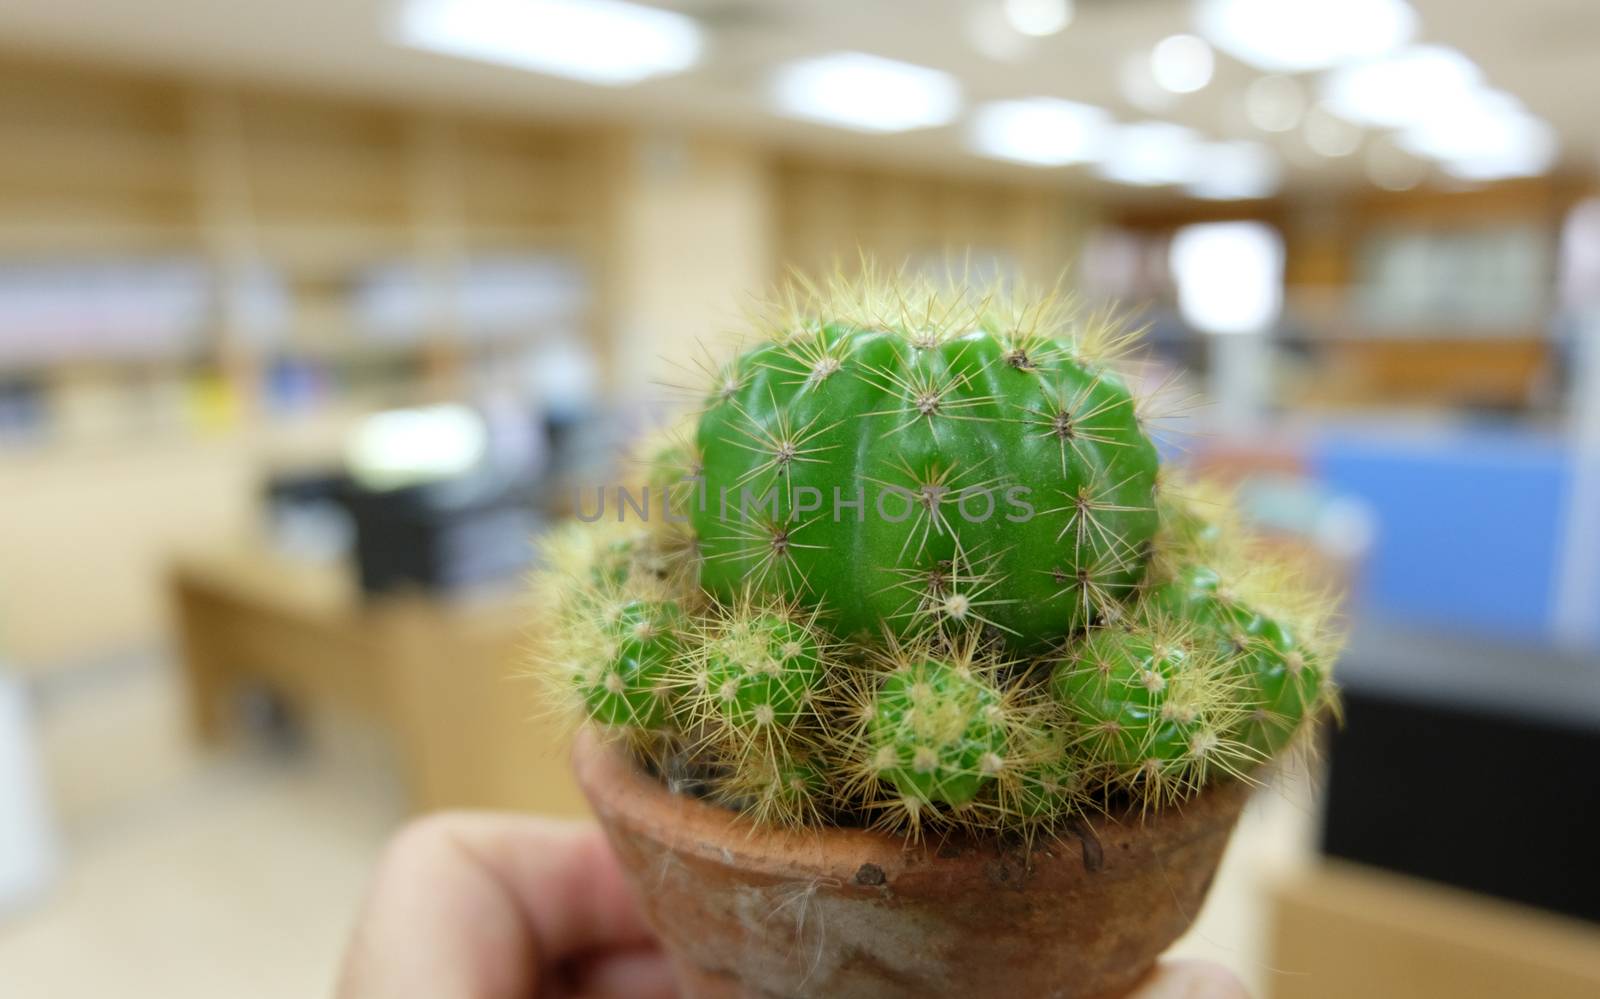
[572,726,1254,884]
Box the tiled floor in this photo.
[0,652,1318,998]
[2,654,405,998]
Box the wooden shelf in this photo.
[0,130,192,197]
[254,223,414,275]
[774,157,1093,289]
[0,56,606,390]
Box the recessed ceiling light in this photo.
[1397,91,1558,181]
[771,52,962,133]
[1322,46,1483,129]
[1096,121,1200,186]
[1187,141,1282,200]
[1245,75,1305,132]
[1151,35,1214,95]
[969,98,1111,166]
[1194,0,1415,74]
[394,0,702,87]
[1170,222,1284,335]
[1004,0,1074,38]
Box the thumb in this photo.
[1126,959,1250,999]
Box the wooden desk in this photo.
[170,547,587,817]
[1270,861,1600,999]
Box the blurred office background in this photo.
[0,1,1597,996]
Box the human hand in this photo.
[1128,959,1250,998]
[335,814,673,999]
[336,812,1246,999]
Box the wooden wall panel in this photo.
[772,158,1098,289]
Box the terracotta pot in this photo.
[572,727,1251,999]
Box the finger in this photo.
[435,814,657,957]
[336,813,655,999]
[1127,958,1251,999]
[566,947,677,999]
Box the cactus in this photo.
[672,595,831,751]
[845,634,1016,829]
[690,288,1159,650]
[1147,562,1334,758]
[1050,620,1250,808]
[713,748,830,828]
[531,269,1341,840]
[577,598,685,729]
[531,521,695,759]
[1008,741,1085,823]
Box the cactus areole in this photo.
[692,322,1159,649]
[534,270,1340,845]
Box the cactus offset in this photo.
[848,633,1017,830]
[531,268,1342,841]
[1147,562,1336,758]
[672,594,832,756]
[713,748,830,829]
[579,598,685,729]
[1051,620,1251,809]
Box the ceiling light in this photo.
[1321,46,1482,129]
[1245,75,1305,132]
[1096,121,1200,186]
[771,52,961,133]
[1194,0,1415,74]
[1151,35,1214,94]
[1004,0,1073,38]
[1440,150,1556,183]
[970,98,1111,166]
[1396,90,1558,181]
[1187,141,1282,200]
[1303,105,1362,157]
[1440,149,1558,183]
[1170,222,1284,335]
[395,0,701,86]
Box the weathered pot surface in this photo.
[572,727,1252,999]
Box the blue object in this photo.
[1312,423,1575,644]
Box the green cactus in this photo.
[530,270,1342,840]
[1000,724,1086,824]
[1148,563,1330,757]
[714,749,830,828]
[1151,479,1231,565]
[574,598,685,730]
[531,522,694,743]
[1051,623,1250,808]
[1052,626,1202,767]
[856,638,1013,816]
[675,599,829,744]
[690,307,1159,650]
[591,536,640,588]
